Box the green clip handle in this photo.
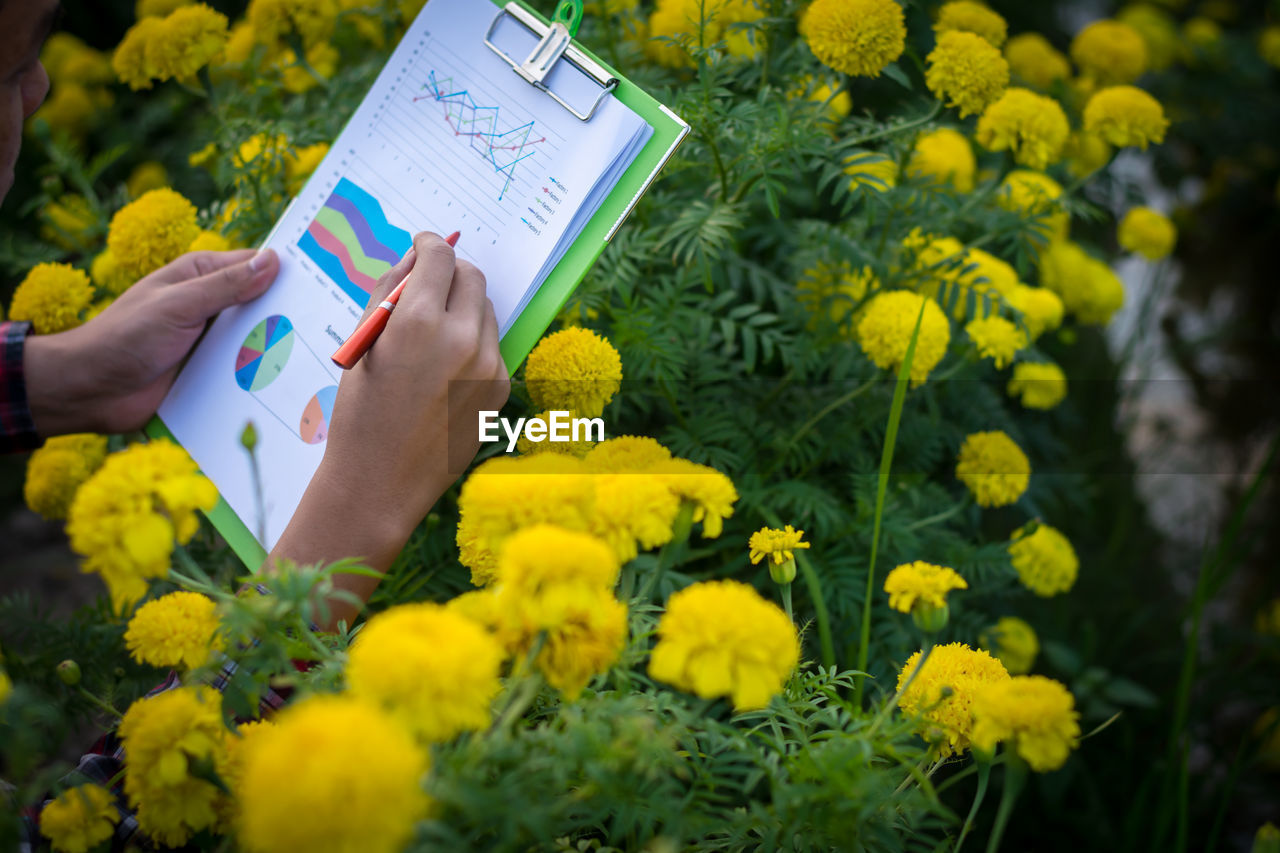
[552,0,583,37]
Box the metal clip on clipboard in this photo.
[484,0,618,121]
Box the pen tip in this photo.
[445,231,461,247]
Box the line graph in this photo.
[414,70,546,201]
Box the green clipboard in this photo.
[147,0,689,570]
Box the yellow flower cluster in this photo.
[844,152,898,192]
[106,188,201,280]
[24,434,109,521]
[127,161,170,198]
[1070,19,1149,85]
[934,1,1006,47]
[1119,5,1180,71]
[346,602,505,739]
[905,232,1021,318]
[236,695,429,853]
[1083,85,1169,149]
[897,642,1010,755]
[999,170,1068,241]
[247,0,340,52]
[124,591,223,670]
[955,430,1031,508]
[1262,26,1280,68]
[1007,361,1068,410]
[38,784,120,853]
[8,263,94,335]
[797,261,875,332]
[1038,239,1125,325]
[525,327,623,417]
[1006,284,1064,340]
[908,128,976,192]
[856,290,952,387]
[66,440,219,609]
[965,315,1026,369]
[646,0,765,67]
[650,579,799,710]
[975,87,1070,170]
[113,3,229,89]
[1003,33,1070,89]
[1118,206,1177,260]
[926,30,1010,118]
[1008,521,1078,596]
[40,195,98,252]
[35,35,114,141]
[748,524,810,566]
[884,561,968,613]
[980,615,1039,675]
[970,675,1080,771]
[801,0,905,78]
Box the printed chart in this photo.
[232,314,338,446]
[235,315,296,392]
[298,178,414,307]
[300,386,338,445]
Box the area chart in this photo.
[298,178,414,307]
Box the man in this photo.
[1,0,510,626]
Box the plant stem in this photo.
[867,642,931,737]
[843,101,941,148]
[760,508,834,668]
[79,688,123,720]
[985,751,1028,853]
[903,497,968,532]
[955,761,991,853]
[853,299,927,709]
[780,583,793,624]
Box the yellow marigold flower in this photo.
[1254,822,1280,850]
[492,525,627,696]
[965,315,1026,369]
[236,696,430,853]
[1181,16,1222,63]
[1007,361,1067,410]
[1118,4,1179,71]
[644,0,765,67]
[9,263,93,335]
[112,17,164,90]
[1003,33,1070,90]
[1009,521,1077,596]
[843,151,898,192]
[748,524,809,566]
[590,472,680,563]
[247,0,340,51]
[856,289,952,387]
[1065,130,1112,178]
[24,435,109,521]
[346,602,504,741]
[515,409,596,457]
[188,230,233,253]
[42,34,112,84]
[137,0,193,16]
[897,642,1010,755]
[1261,26,1280,69]
[1006,284,1063,341]
[584,435,673,472]
[926,30,1009,118]
[884,561,967,613]
[188,141,218,169]
[234,132,289,176]
[979,615,1039,675]
[934,1,1006,47]
[126,161,169,199]
[148,4,229,82]
[797,261,876,332]
[999,170,1068,241]
[791,75,852,123]
[1071,19,1148,85]
[40,195,98,251]
[1037,239,1124,325]
[90,249,134,296]
[66,440,218,610]
[106,188,200,280]
[124,591,223,670]
[975,87,1069,170]
[1118,206,1176,260]
[651,458,738,538]
[956,430,1030,507]
[650,579,799,711]
[39,784,120,853]
[904,232,1015,315]
[525,327,623,417]
[1083,85,1169,149]
[220,20,258,68]
[908,128,976,192]
[214,719,273,831]
[455,454,595,586]
[31,83,112,140]
[802,0,905,78]
[118,686,227,846]
[285,141,330,193]
[277,42,339,94]
[971,675,1080,770]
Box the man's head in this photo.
[0,0,60,203]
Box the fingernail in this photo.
[250,249,273,272]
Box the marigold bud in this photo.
[769,555,797,585]
[912,600,950,633]
[240,420,259,452]
[56,659,82,686]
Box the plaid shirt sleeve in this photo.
[0,321,42,454]
[19,587,305,852]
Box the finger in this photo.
[444,259,488,318]
[395,231,455,314]
[353,246,417,328]
[160,249,281,326]
[144,249,260,287]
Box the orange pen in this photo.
[331,230,460,369]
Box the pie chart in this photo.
[300,385,338,445]
[235,315,295,392]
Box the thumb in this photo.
[162,249,281,325]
